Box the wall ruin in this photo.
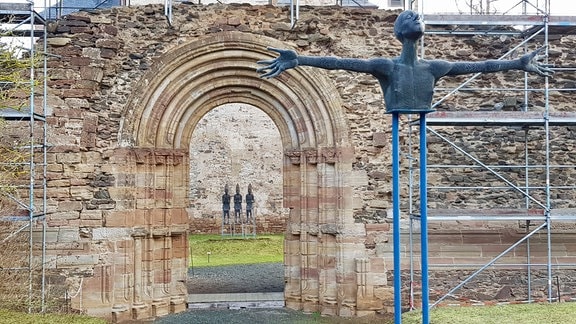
[33,3,576,321]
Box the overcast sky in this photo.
[1,0,574,15]
[374,0,576,16]
[0,0,574,18]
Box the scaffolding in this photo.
[0,0,142,313]
[405,0,576,314]
[0,2,48,312]
[0,0,172,313]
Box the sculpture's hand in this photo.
[257,47,299,78]
[521,47,554,77]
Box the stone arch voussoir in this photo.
[121,31,351,153]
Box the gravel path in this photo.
[155,263,391,323]
[155,308,321,324]
[187,263,284,294]
[156,263,315,323]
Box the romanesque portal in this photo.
[112,31,386,319]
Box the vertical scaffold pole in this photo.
[419,114,430,324]
[392,113,402,324]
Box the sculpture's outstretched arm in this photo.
[257,47,391,78]
[257,48,299,78]
[440,47,554,77]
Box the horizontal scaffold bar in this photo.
[424,14,576,27]
[423,111,576,127]
[411,208,576,221]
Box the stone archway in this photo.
[114,31,380,317]
[120,31,348,150]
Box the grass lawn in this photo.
[0,309,106,324]
[189,234,284,267]
[402,302,576,324]
[309,302,576,324]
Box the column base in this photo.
[131,303,150,320]
[111,305,130,323]
[320,298,337,316]
[152,299,170,318]
[170,296,188,313]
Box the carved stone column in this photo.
[132,230,149,319]
[301,149,320,313]
[284,150,303,309]
[283,146,362,316]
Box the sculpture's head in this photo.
[394,10,425,43]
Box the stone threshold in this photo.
[188,292,285,309]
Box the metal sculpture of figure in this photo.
[222,184,231,225]
[257,10,553,113]
[257,10,553,324]
[233,184,243,224]
[245,184,255,223]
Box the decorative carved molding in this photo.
[129,148,186,166]
[304,149,318,164]
[320,147,339,164]
[285,147,344,164]
[285,150,301,165]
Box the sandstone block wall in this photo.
[24,3,576,320]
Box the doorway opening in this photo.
[187,103,286,303]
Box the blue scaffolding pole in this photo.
[392,112,430,324]
[419,114,430,324]
[391,113,402,324]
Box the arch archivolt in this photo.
[121,31,349,152]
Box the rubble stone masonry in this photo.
[33,3,576,321]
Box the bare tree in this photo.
[0,27,39,214]
[456,0,500,14]
[0,20,42,312]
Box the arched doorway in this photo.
[187,103,284,300]
[119,31,362,316]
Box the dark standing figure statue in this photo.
[234,184,243,224]
[257,10,553,113]
[222,184,231,225]
[245,184,255,223]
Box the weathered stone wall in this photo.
[33,2,576,321]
